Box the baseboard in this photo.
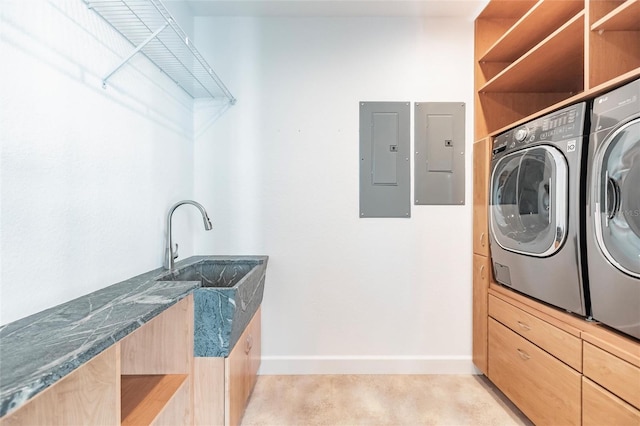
[258,355,477,375]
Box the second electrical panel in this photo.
[414,102,466,205]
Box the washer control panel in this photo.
[492,102,586,158]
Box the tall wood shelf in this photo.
[473,1,640,424]
[474,0,640,139]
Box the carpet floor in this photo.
[241,375,533,426]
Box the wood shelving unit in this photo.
[473,1,640,423]
[480,0,583,63]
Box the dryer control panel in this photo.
[493,102,587,158]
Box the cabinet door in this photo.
[473,138,490,256]
[473,254,490,375]
[225,308,261,426]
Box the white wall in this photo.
[0,0,200,325]
[194,17,476,374]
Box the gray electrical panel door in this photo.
[414,102,465,205]
[359,102,411,218]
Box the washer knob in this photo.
[515,128,529,142]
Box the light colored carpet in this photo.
[241,375,532,426]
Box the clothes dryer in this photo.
[586,78,640,340]
[489,102,589,316]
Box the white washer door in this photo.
[593,118,640,278]
[490,145,568,257]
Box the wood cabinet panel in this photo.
[489,294,582,371]
[583,341,640,409]
[473,254,490,375]
[473,138,490,257]
[225,307,262,426]
[488,318,581,425]
[193,357,225,426]
[0,345,120,426]
[120,296,193,375]
[583,377,640,426]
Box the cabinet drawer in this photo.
[488,318,581,425]
[489,294,582,371]
[583,341,640,409]
[583,377,640,426]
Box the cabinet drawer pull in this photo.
[517,349,531,360]
[480,265,486,280]
[480,232,486,247]
[245,334,253,354]
[517,321,531,331]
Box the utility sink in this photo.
[156,259,260,288]
[156,256,268,358]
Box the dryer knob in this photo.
[515,128,529,142]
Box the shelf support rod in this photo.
[102,20,171,89]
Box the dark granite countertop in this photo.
[0,258,203,418]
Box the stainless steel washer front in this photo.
[587,78,640,340]
[489,102,589,316]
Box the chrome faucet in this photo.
[164,200,213,270]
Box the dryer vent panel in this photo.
[359,102,410,218]
[414,102,465,205]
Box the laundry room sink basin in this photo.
[156,256,268,357]
[156,259,260,288]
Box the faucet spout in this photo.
[164,200,213,270]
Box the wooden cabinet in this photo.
[0,296,194,426]
[194,307,262,426]
[472,137,491,375]
[472,254,490,375]
[473,138,490,257]
[473,1,640,424]
[488,318,582,425]
[226,307,261,426]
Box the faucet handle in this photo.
[173,243,179,260]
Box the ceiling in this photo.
[172,0,490,19]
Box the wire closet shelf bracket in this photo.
[84,0,236,104]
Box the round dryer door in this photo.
[490,145,568,257]
[593,118,640,278]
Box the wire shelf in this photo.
[84,0,236,103]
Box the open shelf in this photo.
[121,374,187,426]
[84,0,235,103]
[480,0,583,63]
[480,11,584,93]
[592,0,640,31]
[477,0,537,19]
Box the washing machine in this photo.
[586,78,640,340]
[489,102,590,316]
